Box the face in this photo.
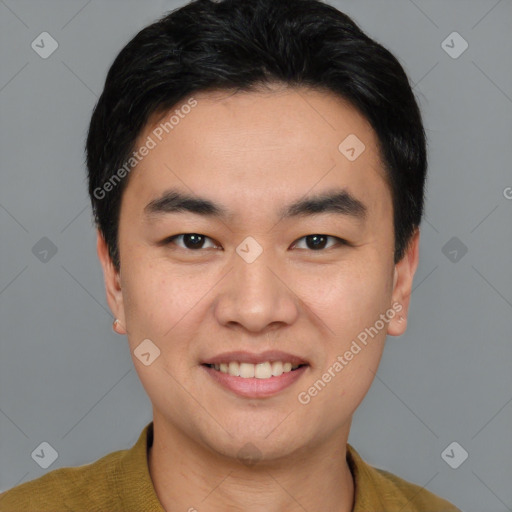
[98,86,419,461]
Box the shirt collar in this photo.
[114,421,166,511]
[346,443,390,510]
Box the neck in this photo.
[147,415,354,512]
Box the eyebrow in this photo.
[143,187,367,222]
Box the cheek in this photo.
[120,259,174,336]
[296,257,391,338]
[120,263,202,393]
[314,261,393,405]
[121,255,217,348]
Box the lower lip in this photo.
[202,364,308,398]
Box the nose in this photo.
[213,246,299,334]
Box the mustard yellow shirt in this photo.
[0,422,461,511]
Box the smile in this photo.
[204,361,306,379]
[202,362,309,398]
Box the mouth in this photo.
[200,351,310,398]
[202,361,308,379]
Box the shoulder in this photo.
[0,446,127,511]
[373,466,462,511]
[347,444,462,512]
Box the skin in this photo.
[97,85,420,512]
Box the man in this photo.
[0,0,461,510]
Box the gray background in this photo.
[1,0,511,510]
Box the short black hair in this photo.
[86,0,427,271]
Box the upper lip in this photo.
[202,350,309,366]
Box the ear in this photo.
[96,230,126,334]
[387,228,420,337]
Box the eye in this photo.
[163,233,347,252]
[292,234,346,251]
[165,233,219,250]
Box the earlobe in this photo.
[112,318,127,335]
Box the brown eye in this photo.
[166,234,218,250]
[293,235,346,251]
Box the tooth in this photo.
[215,360,302,378]
[239,362,255,378]
[255,362,272,379]
[271,361,283,376]
[228,361,240,377]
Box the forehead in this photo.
[122,87,391,224]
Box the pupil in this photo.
[307,235,327,250]
[184,234,204,249]
[182,234,327,250]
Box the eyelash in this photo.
[163,233,349,251]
